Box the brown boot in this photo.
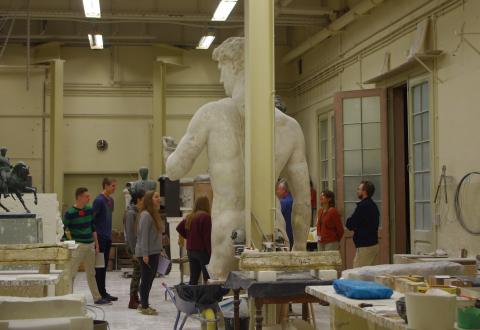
[128,293,139,309]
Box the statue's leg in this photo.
[16,193,30,213]
[25,187,38,205]
[208,209,245,280]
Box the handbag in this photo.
[157,252,171,275]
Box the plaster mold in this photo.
[164,37,311,279]
[341,261,464,281]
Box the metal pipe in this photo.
[277,8,333,16]
[26,0,30,91]
[282,0,385,63]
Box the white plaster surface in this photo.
[164,37,311,279]
[0,294,86,320]
[2,193,62,244]
[306,285,406,330]
[0,317,93,330]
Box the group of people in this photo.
[63,177,213,317]
[278,179,380,268]
[63,178,165,315]
[63,175,377,318]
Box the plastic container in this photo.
[458,307,480,329]
[406,293,456,330]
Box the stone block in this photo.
[0,294,86,320]
[239,251,341,271]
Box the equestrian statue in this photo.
[0,147,38,213]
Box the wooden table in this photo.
[111,242,127,270]
[306,285,407,330]
[224,271,331,330]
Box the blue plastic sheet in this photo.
[333,279,393,299]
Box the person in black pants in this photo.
[92,177,118,302]
[176,196,212,285]
[135,190,164,315]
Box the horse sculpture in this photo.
[0,162,38,213]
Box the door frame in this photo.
[391,84,410,254]
[334,88,390,268]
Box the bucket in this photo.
[224,316,249,330]
[405,293,456,330]
[93,320,108,330]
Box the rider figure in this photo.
[0,147,12,196]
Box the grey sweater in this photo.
[135,210,163,257]
[123,204,138,252]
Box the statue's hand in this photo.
[162,136,177,163]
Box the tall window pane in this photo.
[412,82,431,230]
[342,96,382,220]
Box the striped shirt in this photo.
[63,206,96,243]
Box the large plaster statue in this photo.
[164,37,311,279]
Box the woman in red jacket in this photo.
[176,196,212,285]
[316,190,344,251]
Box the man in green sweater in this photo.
[63,187,111,305]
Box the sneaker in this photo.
[103,293,118,301]
[94,298,112,305]
[140,307,158,315]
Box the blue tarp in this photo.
[333,279,393,299]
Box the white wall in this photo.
[287,0,480,256]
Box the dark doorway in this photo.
[392,84,411,254]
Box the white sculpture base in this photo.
[2,193,62,244]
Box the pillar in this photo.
[244,0,276,248]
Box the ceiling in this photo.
[0,0,359,49]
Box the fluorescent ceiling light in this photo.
[83,0,101,18]
[211,0,237,21]
[196,34,215,49]
[88,34,104,49]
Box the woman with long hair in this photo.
[135,190,164,315]
[316,190,344,251]
[176,196,212,285]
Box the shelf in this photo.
[363,51,443,84]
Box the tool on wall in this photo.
[454,171,480,235]
[434,165,448,204]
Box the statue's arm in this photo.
[165,108,209,180]
[285,124,311,251]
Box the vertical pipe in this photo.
[26,0,30,91]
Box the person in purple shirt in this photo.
[93,177,117,302]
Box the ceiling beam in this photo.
[0,10,327,27]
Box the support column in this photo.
[152,61,167,179]
[245,0,275,248]
[49,59,64,206]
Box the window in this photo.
[342,96,382,221]
[318,112,336,193]
[411,82,431,230]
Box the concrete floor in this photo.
[74,269,331,329]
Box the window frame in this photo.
[408,76,433,232]
[317,111,336,194]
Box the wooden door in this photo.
[334,89,390,269]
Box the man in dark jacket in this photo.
[346,181,379,268]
